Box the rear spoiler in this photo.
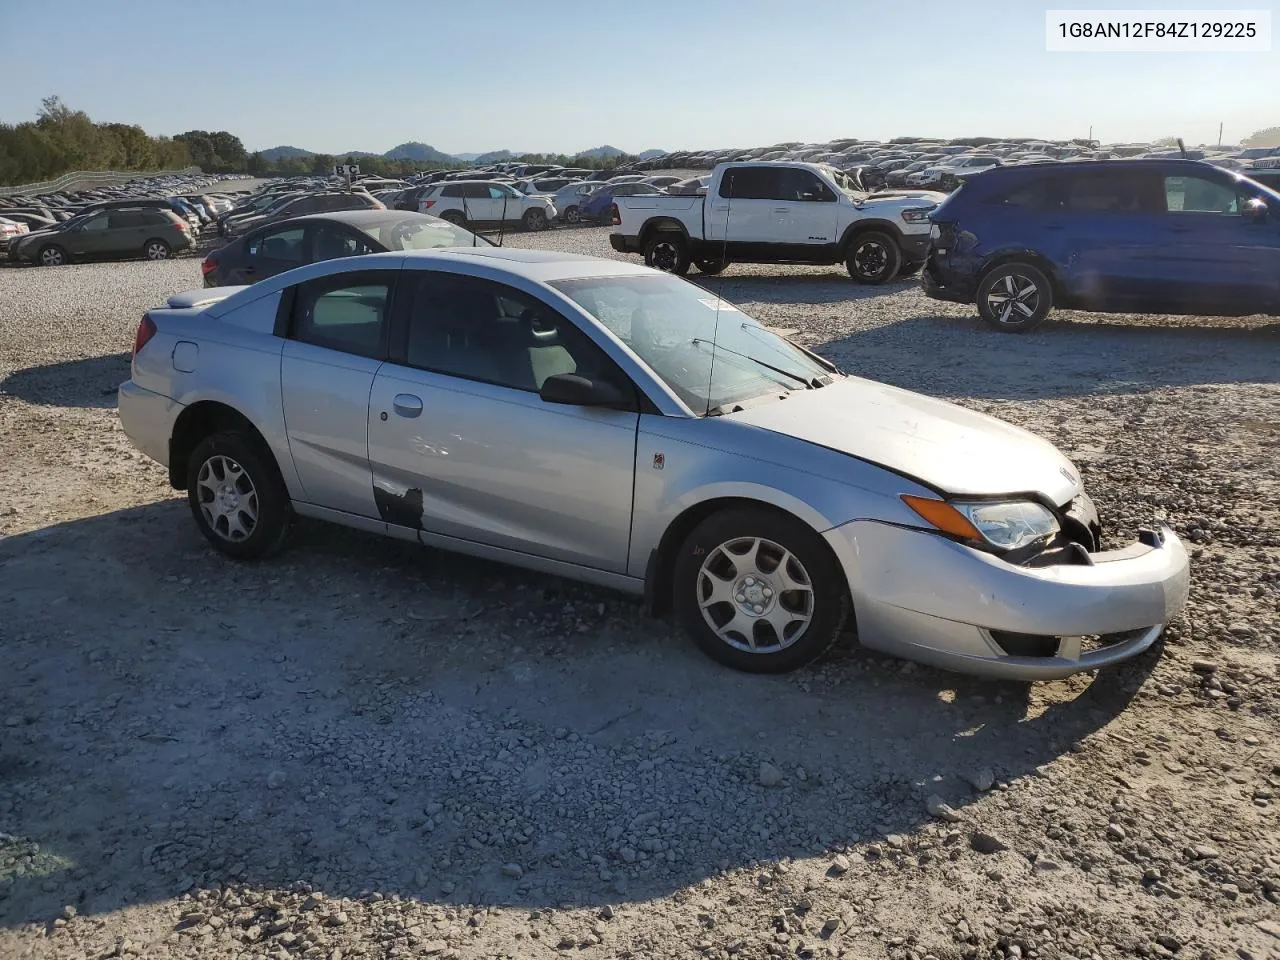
[164,286,248,310]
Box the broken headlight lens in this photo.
[953,500,1059,552]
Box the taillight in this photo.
[133,314,157,357]
[421,200,436,209]
[609,203,620,226]
[175,219,189,231]
[200,255,217,276]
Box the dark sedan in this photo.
[201,210,490,287]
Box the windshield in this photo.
[549,274,836,413]
[827,167,866,199]
[358,216,492,250]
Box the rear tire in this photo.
[976,262,1053,332]
[144,238,171,261]
[38,244,67,267]
[695,259,727,275]
[440,210,466,226]
[522,208,548,232]
[845,231,901,284]
[643,233,690,275]
[187,430,291,560]
[672,507,849,673]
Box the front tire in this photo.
[643,233,690,275]
[187,431,291,560]
[563,205,581,224]
[144,238,171,261]
[695,258,727,275]
[976,262,1053,332]
[845,231,902,284]
[522,208,548,232]
[38,244,67,267]
[673,508,849,673]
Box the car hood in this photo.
[726,377,1081,504]
[856,189,947,209]
[13,227,62,243]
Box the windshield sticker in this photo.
[696,298,740,312]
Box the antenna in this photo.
[1176,137,1188,159]
[702,168,734,416]
[463,186,475,246]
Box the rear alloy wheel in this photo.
[673,507,848,673]
[522,208,548,232]
[643,233,690,275]
[144,239,171,261]
[695,258,727,275]
[38,244,67,267]
[563,205,581,224]
[846,231,902,284]
[440,210,466,226]
[976,262,1053,332]
[187,431,291,559]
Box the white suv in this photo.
[908,155,1002,187]
[419,180,556,231]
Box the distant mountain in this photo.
[382,141,456,163]
[258,145,314,162]
[576,145,625,159]
[638,149,666,160]
[452,152,484,162]
[472,149,515,164]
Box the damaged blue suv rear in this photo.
[922,159,1280,331]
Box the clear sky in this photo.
[1,0,1277,154]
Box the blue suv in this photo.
[921,159,1280,331]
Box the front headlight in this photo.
[901,206,934,223]
[902,495,1059,552]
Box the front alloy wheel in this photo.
[145,240,170,260]
[39,245,66,267]
[523,208,548,231]
[696,537,814,653]
[846,231,901,284]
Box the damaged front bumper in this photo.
[823,519,1190,681]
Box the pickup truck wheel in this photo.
[846,231,901,284]
[976,262,1053,332]
[522,208,548,232]
[695,258,727,275]
[643,234,690,275]
[673,507,848,673]
[187,431,291,560]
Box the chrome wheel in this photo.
[852,240,888,279]
[696,536,814,653]
[985,273,1041,325]
[40,246,64,267]
[146,241,169,260]
[195,455,258,543]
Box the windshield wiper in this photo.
[689,338,819,389]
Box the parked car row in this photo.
[1,171,250,265]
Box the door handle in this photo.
[392,394,423,418]
[772,207,789,214]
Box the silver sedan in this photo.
[117,249,1189,679]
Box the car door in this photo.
[775,167,839,249]
[106,210,147,255]
[706,167,784,250]
[1051,168,1168,309]
[487,184,518,223]
[66,212,111,256]
[367,269,639,571]
[1158,171,1280,313]
[278,269,399,519]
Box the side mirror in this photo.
[539,373,633,410]
[1245,198,1269,222]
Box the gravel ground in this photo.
[1,228,1278,960]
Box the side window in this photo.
[463,184,490,199]
[82,214,110,231]
[312,224,376,261]
[1164,175,1240,215]
[1062,172,1158,214]
[402,273,623,393]
[441,185,462,198]
[248,226,306,262]
[719,167,780,200]
[108,211,144,229]
[781,169,837,202]
[487,186,509,200]
[291,272,393,359]
[986,177,1058,210]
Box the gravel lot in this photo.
[1,226,1278,960]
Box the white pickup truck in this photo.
[609,161,946,283]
